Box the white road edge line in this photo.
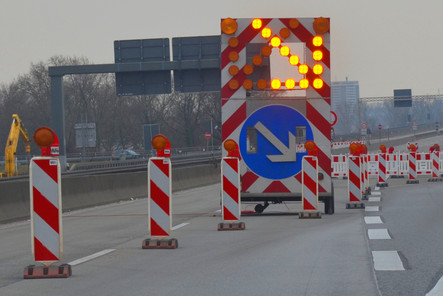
[68,249,116,266]
[364,216,383,224]
[427,275,443,295]
[368,229,391,240]
[172,222,190,231]
[365,206,380,212]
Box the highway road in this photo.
[1,178,443,295]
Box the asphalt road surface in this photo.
[1,178,443,295]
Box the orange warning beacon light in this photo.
[379,145,387,153]
[33,127,59,156]
[305,140,318,156]
[152,134,171,157]
[349,142,361,156]
[224,139,240,159]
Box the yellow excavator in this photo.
[3,114,31,177]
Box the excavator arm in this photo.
[4,114,31,177]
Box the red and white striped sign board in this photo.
[378,153,388,184]
[221,157,241,220]
[432,151,440,178]
[30,157,63,265]
[221,17,332,197]
[148,157,172,237]
[409,152,417,180]
[302,156,319,211]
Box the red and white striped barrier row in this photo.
[332,152,443,178]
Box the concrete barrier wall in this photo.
[0,163,220,224]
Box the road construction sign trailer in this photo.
[221,17,334,214]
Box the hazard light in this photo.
[285,79,295,89]
[312,36,323,47]
[280,46,290,56]
[221,18,238,35]
[252,19,262,29]
[313,17,330,35]
[313,78,324,89]
[257,79,267,90]
[270,37,281,47]
[313,64,323,75]
[261,28,271,38]
[34,127,55,147]
[228,37,239,48]
[280,28,290,39]
[298,64,308,75]
[252,55,263,66]
[313,50,323,61]
[299,79,309,89]
[152,134,171,157]
[271,79,281,89]
[224,139,237,152]
[289,55,299,65]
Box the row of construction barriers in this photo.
[332,152,442,179]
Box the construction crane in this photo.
[4,114,31,177]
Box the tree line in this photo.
[0,56,221,156]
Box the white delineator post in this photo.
[377,153,388,187]
[407,152,419,184]
[219,156,245,230]
[431,151,440,178]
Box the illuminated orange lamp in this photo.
[312,36,323,47]
[221,18,238,35]
[299,79,309,89]
[313,50,323,61]
[257,79,267,90]
[280,46,290,56]
[271,79,281,90]
[285,79,295,89]
[313,78,324,89]
[305,140,318,156]
[289,55,300,65]
[380,145,387,153]
[252,18,262,29]
[349,142,360,156]
[261,45,272,56]
[313,17,330,35]
[152,134,171,157]
[261,27,272,38]
[224,139,240,158]
[270,37,281,47]
[313,64,323,75]
[298,64,309,75]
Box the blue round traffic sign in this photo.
[239,105,313,179]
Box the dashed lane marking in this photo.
[370,191,382,196]
[172,223,190,231]
[369,197,381,202]
[365,206,380,212]
[372,251,405,271]
[426,275,443,295]
[68,249,116,266]
[365,216,383,224]
[368,229,391,240]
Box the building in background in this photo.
[331,78,360,135]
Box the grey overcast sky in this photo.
[1,0,442,98]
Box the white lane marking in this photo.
[365,206,380,212]
[368,229,391,240]
[374,186,380,191]
[68,249,116,266]
[427,275,443,295]
[372,251,405,271]
[172,223,189,231]
[365,216,383,224]
[369,197,381,202]
[371,192,382,196]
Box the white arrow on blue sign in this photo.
[239,105,314,179]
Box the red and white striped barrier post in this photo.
[431,151,440,178]
[143,135,178,249]
[218,139,244,230]
[346,142,365,209]
[347,155,364,208]
[377,150,389,187]
[407,152,419,184]
[300,141,322,218]
[25,127,71,279]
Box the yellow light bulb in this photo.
[261,28,271,38]
[313,78,324,89]
[252,19,262,29]
[289,55,299,65]
[299,79,309,89]
[280,46,290,56]
[285,79,295,89]
[298,64,309,74]
[313,64,323,75]
[270,37,281,47]
[313,50,323,61]
[271,79,281,89]
[312,36,323,47]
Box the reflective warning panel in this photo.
[221,17,332,195]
